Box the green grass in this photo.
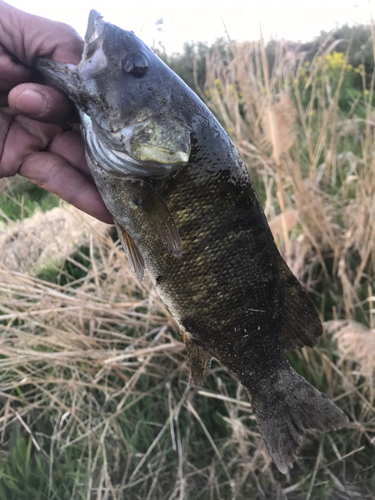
[0,178,59,222]
[36,246,92,287]
[0,428,81,500]
[0,354,373,499]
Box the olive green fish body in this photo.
[87,104,311,375]
[35,10,348,474]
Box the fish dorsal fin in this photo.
[277,261,323,350]
[114,220,145,282]
[180,329,212,387]
[140,182,182,258]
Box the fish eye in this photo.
[122,53,148,77]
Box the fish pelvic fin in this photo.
[114,221,145,282]
[277,260,323,350]
[180,330,212,387]
[247,364,348,474]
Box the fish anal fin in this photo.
[278,261,323,350]
[180,330,212,387]
[114,221,145,282]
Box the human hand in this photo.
[0,0,113,223]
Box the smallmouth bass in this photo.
[35,10,348,474]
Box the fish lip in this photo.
[85,10,106,44]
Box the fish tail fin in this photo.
[247,365,348,474]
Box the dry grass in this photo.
[205,37,375,320]
[0,203,374,498]
[0,211,272,498]
[0,204,108,274]
[0,213,373,497]
[204,35,375,496]
[327,320,375,378]
[1,35,375,499]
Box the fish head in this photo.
[79,10,164,130]
[35,10,191,177]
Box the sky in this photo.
[5,0,375,54]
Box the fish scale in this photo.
[35,9,348,474]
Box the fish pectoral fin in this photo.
[180,330,212,387]
[140,182,182,258]
[277,261,323,350]
[114,220,145,282]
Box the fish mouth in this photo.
[78,10,108,81]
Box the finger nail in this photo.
[15,89,48,116]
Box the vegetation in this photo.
[0,177,59,223]
[157,23,375,99]
[157,38,230,98]
[0,24,375,500]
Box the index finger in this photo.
[0,44,33,93]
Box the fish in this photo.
[35,10,348,474]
